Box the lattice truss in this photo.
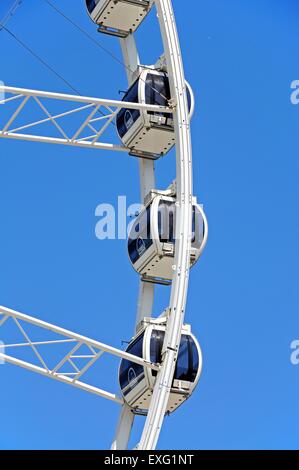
[0,85,171,152]
[0,306,159,404]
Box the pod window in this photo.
[86,0,100,14]
[117,79,141,138]
[119,332,145,394]
[150,330,199,383]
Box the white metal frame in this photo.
[0,0,202,451]
[0,306,159,404]
[137,0,195,450]
[0,85,172,152]
[113,0,196,450]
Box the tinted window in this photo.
[86,0,100,14]
[145,73,172,125]
[191,207,196,243]
[175,335,199,382]
[145,73,192,124]
[186,84,192,112]
[150,330,199,383]
[128,206,153,264]
[157,202,197,244]
[192,206,205,247]
[116,79,141,138]
[150,329,164,364]
[119,333,145,394]
[158,201,175,243]
[145,73,170,108]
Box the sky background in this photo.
[0,0,299,450]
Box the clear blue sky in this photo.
[0,0,299,450]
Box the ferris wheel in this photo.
[0,0,208,450]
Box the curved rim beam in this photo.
[112,0,194,451]
[138,0,194,450]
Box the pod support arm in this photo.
[0,306,159,406]
[0,85,171,153]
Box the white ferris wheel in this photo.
[0,0,208,450]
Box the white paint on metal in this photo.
[111,403,135,450]
[138,0,194,450]
[0,306,159,371]
[0,86,172,112]
[1,353,123,404]
[0,86,172,153]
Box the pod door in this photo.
[144,73,172,128]
[116,70,194,157]
[144,72,193,128]
[149,329,201,387]
[127,195,208,281]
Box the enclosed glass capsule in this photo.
[116,70,194,158]
[85,0,152,37]
[119,321,202,414]
[128,194,208,282]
